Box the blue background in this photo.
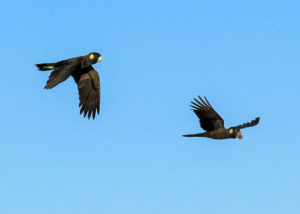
[1,0,299,213]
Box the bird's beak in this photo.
[97,55,103,62]
[237,131,243,139]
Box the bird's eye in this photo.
[89,54,95,60]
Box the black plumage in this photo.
[183,96,260,140]
[36,52,102,119]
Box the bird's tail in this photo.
[35,63,56,71]
[182,133,206,137]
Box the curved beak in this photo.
[97,55,103,62]
[237,131,243,139]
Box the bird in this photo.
[36,52,102,119]
[182,95,260,140]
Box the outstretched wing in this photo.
[74,66,100,119]
[230,117,260,130]
[190,96,225,131]
[42,58,81,89]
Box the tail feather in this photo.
[182,133,206,137]
[35,63,56,71]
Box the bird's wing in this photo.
[230,117,260,130]
[75,67,100,119]
[190,96,225,131]
[44,59,80,89]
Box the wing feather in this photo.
[44,61,80,89]
[74,67,100,119]
[230,117,260,130]
[190,96,225,131]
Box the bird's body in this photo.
[183,96,260,140]
[36,52,102,119]
[183,129,235,139]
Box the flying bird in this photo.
[36,52,102,119]
[183,96,260,140]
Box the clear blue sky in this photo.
[0,0,299,213]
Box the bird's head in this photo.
[228,128,243,139]
[88,52,102,64]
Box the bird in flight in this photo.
[183,96,260,140]
[36,52,102,119]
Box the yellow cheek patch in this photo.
[89,54,95,60]
[229,129,233,134]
